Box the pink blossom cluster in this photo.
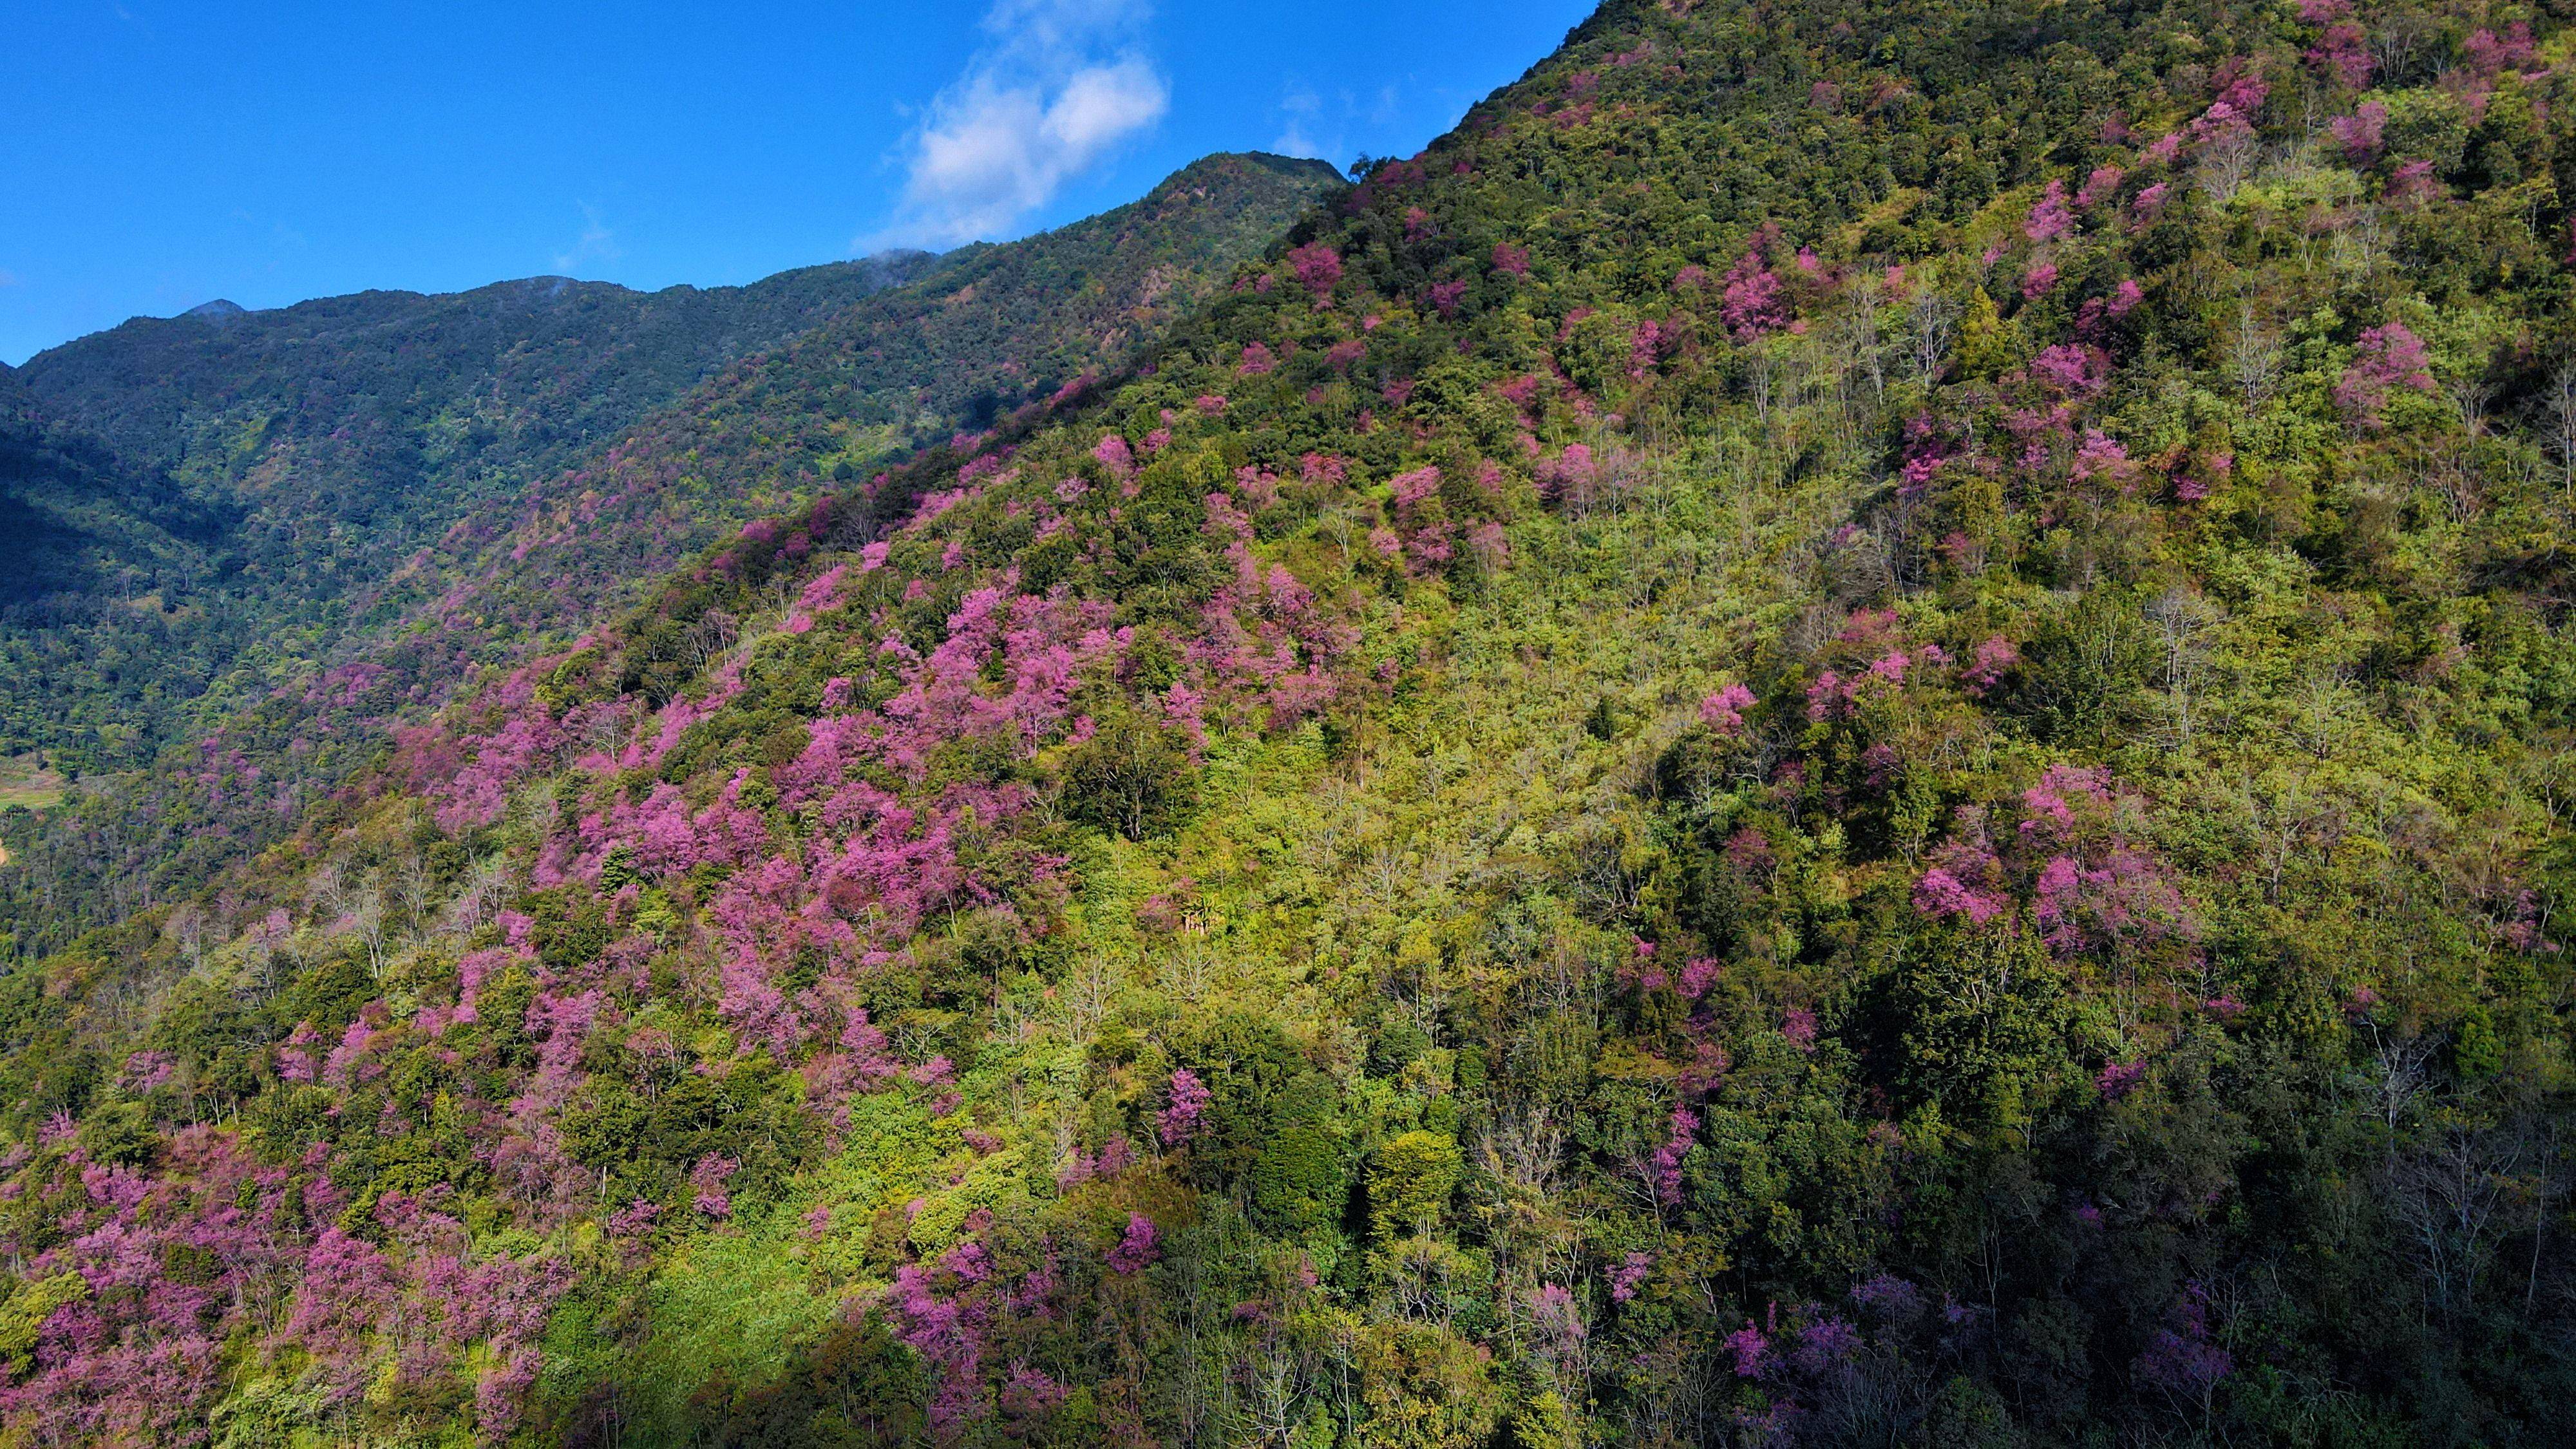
[1107,1213,1161,1274]
[2334,323,2435,427]
[1651,1106,1698,1206]
[1159,1068,1211,1148]
[1719,251,1788,338]
[1287,242,1344,303]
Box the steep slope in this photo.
[0,366,229,617]
[17,261,931,499]
[5,254,947,775]
[10,3,2576,1446]
[0,153,1345,958]
[0,367,241,770]
[394,152,1355,666]
[6,156,1345,785]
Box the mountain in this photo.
[1,255,941,776]
[0,153,1345,956]
[0,365,243,769]
[3,151,1342,781]
[20,260,940,484]
[392,152,1357,670]
[7,2,2576,1446]
[0,364,230,613]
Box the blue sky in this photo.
[1,0,1600,365]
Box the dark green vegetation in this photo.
[0,153,1342,780]
[0,254,940,775]
[0,153,1343,957]
[0,363,232,612]
[7,2,2576,1446]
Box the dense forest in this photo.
[0,151,1338,786]
[0,153,1341,958]
[0,254,944,778]
[5,0,2576,1444]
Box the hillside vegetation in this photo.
[0,153,1340,784]
[0,254,942,777]
[6,1,2576,1446]
[0,153,1343,958]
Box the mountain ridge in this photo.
[8,5,2576,1446]
[0,150,1347,958]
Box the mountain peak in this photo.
[1153,149,1349,196]
[180,298,247,321]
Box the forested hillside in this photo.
[0,363,232,647]
[397,153,1356,676]
[0,153,1344,957]
[1,254,942,777]
[8,1,2576,1446]
[1,151,1340,783]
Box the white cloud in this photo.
[866,0,1169,251]
[553,205,620,273]
[1271,83,1327,160]
[1265,79,1402,169]
[1270,124,1325,160]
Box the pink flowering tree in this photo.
[2330,99,2387,162]
[1909,769,2197,974]
[2024,180,2074,244]
[1106,1213,1160,1274]
[1719,251,1788,338]
[1287,242,1343,304]
[2334,322,2436,428]
[1700,682,1756,735]
[1157,1068,1211,1148]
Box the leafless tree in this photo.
[1908,291,1958,386]
[1846,274,1886,399]
[169,904,209,974]
[444,853,514,937]
[236,914,294,1005]
[305,861,346,920]
[1747,348,1779,428]
[2388,1114,2528,1318]
[2144,588,2219,747]
[2543,363,2576,493]
[345,878,390,978]
[2198,128,2262,198]
[2365,1032,2435,1137]
[2232,303,2282,406]
[395,851,437,938]
[1238,1334,1311,1449]
[1480,1102,1567,1200]
[686,609,741,668]
[2440,369,2494,438]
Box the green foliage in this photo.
[0,1272,86,1378]
[0,153,1341,958]
[1251,1126,1351,1233]
[75,1097,157,1166]
[1059,720,1193,840]
[1368,1131,1463,1241]
[17,1,2576,1444]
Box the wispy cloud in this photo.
[0,269,20,289]
[1271,84,1327,160]
[1268,79,1401,169]
[553,205,620,273]
[866,0,1169,252]
[222,207,307,253]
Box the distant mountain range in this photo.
[10,2,2576,1444]
[0,153,1343,781]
